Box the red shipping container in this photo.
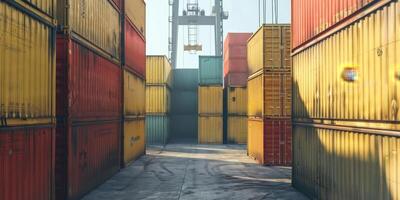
[111,0,122,10]
[223,33,252,76]
[56,121,120,200]
[124,16,146,78]
[0,125,55,200]
[224,72,248,87]
[56,35,122,121]
[291,0,387,51]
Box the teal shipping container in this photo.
[199,56,223,85]
[146,115,169,145]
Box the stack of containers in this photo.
[122,0,146,167]
[292,0,400,198]
[0,1,56,200]
[146,56,172,145]
[223,33,252,144]
[198,56,224,144]
[55,0,123,199]
[247,25,292,166]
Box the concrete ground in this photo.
[83,144,308,200]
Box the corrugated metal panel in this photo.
[0,3,55,126]
[146,85,170,114]
[248,118,264,163]
[146,115,169,145]
[56,120,120,200]
[146,56,172,85]
[247,25,291,75]
[293,124,399,199]
[171,91,198,115]
[123,117,145,166]
[291,0,379,50]
[57,0,120,59]
[173,69,199,90]
[124,17,146,78]
[248,74,263,117]
[0,125,55,200]
[10,0,56,20]
[224,72,248,87]
[170,115,198,140]
[199,56,223,85]
[125,0,146,37]
[198,116,223,144]
[293,1,400,121]
[124,69,146,117]
[56,36,122,121]
[227,116,247,144]
[198,86,223,114]
[224,33,252,76]
[226,87,247,115]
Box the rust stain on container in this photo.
[0,125,55,200]
[9,0,56,22]
[123,117,145,166]
[125,0,146,37]
[124,16,146,78]
[124,69,146,117]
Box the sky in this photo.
[146,0,291,68]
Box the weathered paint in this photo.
[248,118,292,166]
[227,116,247,144]
[7,0,56,22]
[0,2,55,126]
[125,0,146,37]
[146,115,169,145]
[226,87,247,115]
[224,33,252,76]
[248,71,291,118]
[198,86,223,114]
[123,117,145,166]
[56,36,122,121]
[224,72,248,87]
[293,0,400,122]
[293,124,400,200]
[173,69,199,90]
[0,125,55,200]
[199,56,223,85]
[56,0,120,60]
[146,56,173,85]
[56,120,120,200]
[124,69,146,117]
[124,17,146,78]
[247,25,291,75]
[146,85,171,114]
[198,116,223,144]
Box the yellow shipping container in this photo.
[146,85,170,114]
[248,74,263,117]
[12,0,56,22]
[227,116,247,144]
[123,117,145,166]
[0,2,55,126]
[198,116,223,144]
[198,86,223,114]
[146,56,172,85]
[247,24,291,75]
[126,0,146,37]
[57,0,120,59]
[247,118,264,163]
[226,87,247,115]
[124,69,145,116]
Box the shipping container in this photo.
[293,0,400,121]
[248,118,291,166]
[56,36,122,121]
[198,115,223,144]
[125,0,146,37]
[226,87,247,115]
[146,56,173,85]
[111,0,122,10]
[293,124,400,200]
[124,69,146,117]
[56,120,120,200]
[224,72,248,87]
[248,71,291,118]
[247,25,291,75]
[224,33,252,76]
[0,125,55,200]
[146,85,171,114]
[6,0,56,22]
[56,0,121,60]
[227,116,247,144]
[146,115,169,145]
[170,115,198,141]
[198,86,223,114]
[0,2,55,126]
[173,69,199,90]
[199,56,223,85]
[124,16,146,78]
[291,0,388,51]
[123,117,145,166]
[171,91,198,115]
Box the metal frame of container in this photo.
[198,56,223,86]
[4,0,56,25]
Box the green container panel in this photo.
[199,56,223,85]
[170,115,198,141]
[171,91,198,115]
[146,115,169,145]
[173,69,199,90]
